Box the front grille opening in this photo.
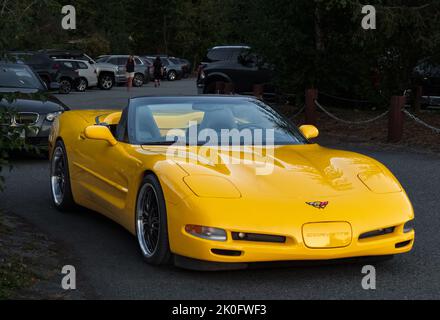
[211,249,242,257]
[359,227,395,240]
[14,113,39,125]
[232,232,286,243]
[395,240,412,249]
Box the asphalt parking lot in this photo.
[57,79,197,109]
[1,78,440,299]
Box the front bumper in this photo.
[11,115,56,147]
[166,194,415,265]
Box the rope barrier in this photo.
[314,100,389,125]
[403,109,440,134]
[291,105,306,118]
[318,92,373,104]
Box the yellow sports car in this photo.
[49,96,415,270]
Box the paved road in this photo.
[1,79,440,299]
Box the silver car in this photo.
[97,55,150,87]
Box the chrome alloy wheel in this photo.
[100,75,113,89]
[50,146,66,206]
[136,183,161,258]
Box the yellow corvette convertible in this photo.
[49,96,414,270]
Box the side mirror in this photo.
[84,125,117,146]
[299,125,319,140]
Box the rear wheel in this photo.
[50,140,76,211]
[167,70,177,81]
[135,174,171,265]
[133,73,144,87]
[59,78,72,94]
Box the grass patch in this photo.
[0,258,35,299]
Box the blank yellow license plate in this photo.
[302,222,352,248]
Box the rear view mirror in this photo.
[84,125,117,146]
[299,125,319,140]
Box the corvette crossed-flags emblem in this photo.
[306,201,329,209]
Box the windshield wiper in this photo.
[141,140,180,146]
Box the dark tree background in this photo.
[1,0,440,98]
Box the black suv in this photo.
[197,45,273,94]
[9,52,80,94]
[412,57,440,108]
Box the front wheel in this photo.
[50,140,76,211]
[99,74,114,90]
[135,174,171,265]
[76,78,88,92]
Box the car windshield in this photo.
[0,64,43,89]
[130,97,307,146]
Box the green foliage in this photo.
[0,93,43,191]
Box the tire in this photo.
[99,73,114,90]
[50,140,76,211]
[135,174,171,265]
[76,78,88,92]
[133,73,144,87]
[167,70,177,81]
[59,78,72,94]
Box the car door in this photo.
[75,127,138,219]
[77,61,98,87]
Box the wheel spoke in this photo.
[137,184,161,257]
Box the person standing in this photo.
[126,55,135,92]
[153,56,163,88]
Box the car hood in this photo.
[0,91,68,113]
[141,144,402,199]
[96,62,118,71]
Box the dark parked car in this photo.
[412,57,440,108]
[0,63,69,146]
[39,49,118,90]
[169,57,191,78]
[144,56,183,81]
[197,45,273,94]
[9,52,80,94]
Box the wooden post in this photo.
[253,84,264,99]
[388,95,405,142]
[215,81,225,94]
[305,89,318,126]
[413,85,422,113]
[224,82,234,94]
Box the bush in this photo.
[0,94,38,191]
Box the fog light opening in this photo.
[211,249,242,257]
[185,225,227,242]
[395,240,412,249]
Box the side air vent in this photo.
[359,227,395,240]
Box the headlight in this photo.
[185,225,227,242]
[46,111,62,122]
[404,220,415,233]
